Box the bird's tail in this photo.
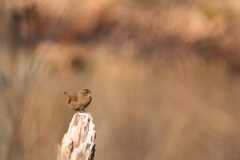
[64,91,71,99]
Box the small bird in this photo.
[63,89,94,112]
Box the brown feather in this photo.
[63,89,93,112]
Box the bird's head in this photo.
[78,89,94,97]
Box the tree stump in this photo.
[57,113,96,160]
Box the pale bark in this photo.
[57,113,96,160]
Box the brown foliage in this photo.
[1,0,240,160]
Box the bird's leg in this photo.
[77,110,85,113]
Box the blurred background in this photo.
[1,0,240,160]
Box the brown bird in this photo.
[64,89,94,112]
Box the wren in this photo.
[64,89,93,112]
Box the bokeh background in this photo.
[1,0,240,160]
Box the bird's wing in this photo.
[69,99,82,110]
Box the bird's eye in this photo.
[84,91,87,94]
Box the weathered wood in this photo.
[57,113,96,160]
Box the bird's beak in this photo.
[90,90,94,93]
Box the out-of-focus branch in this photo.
[57,113,96,160]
